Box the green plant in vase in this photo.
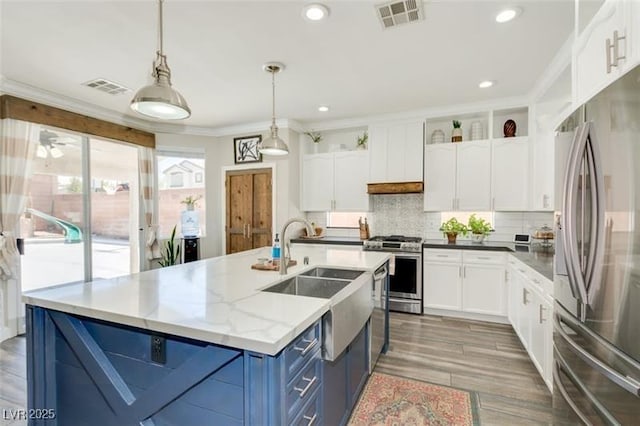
[467,214,492,243]
[357,131,368,149]
[452,120,463,142]
[440,217,468,244]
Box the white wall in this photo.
[156,127,302,259]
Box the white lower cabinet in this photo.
[506,256,553,391]
[423,262,462,311]
[462,264,506,316]
[423,249,506,319]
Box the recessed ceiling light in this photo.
[495,8,521,23]
[479,80,494,88]
[318,105,330,112]
[303,4,330,21]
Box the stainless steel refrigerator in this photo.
[553,64,640,424]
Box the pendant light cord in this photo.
[158,0,164,55]
[271,70,276,126]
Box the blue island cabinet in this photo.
[322,323,369,426]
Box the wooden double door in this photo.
[225,168,273,254]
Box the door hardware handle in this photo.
[539,304,546,323]
[522,288,529,305]
[294,375,318,398]
[303,414,318,426]
[294,338,318,356]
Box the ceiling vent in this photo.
[82,78,131,95]
[376,0,424,29]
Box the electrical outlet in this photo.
[151,334,166,364]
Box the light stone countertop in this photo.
[22,245,390,356]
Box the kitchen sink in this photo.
[262,275,350,299]
[262,268,373,362]
[300,267,364,281]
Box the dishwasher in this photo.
[369,262,388,373]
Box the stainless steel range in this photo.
[363,235,422,314]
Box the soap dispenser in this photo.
[272,233,281,261]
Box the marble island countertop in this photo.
[23,245,390,356]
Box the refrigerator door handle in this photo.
[583,123,606,303]
[562,123,589,305]
[554,348,620,425]
[555,312,640,396]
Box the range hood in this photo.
[367,181,423,194]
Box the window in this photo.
[169,172,184,188]
[326,212,367,228]
[157,152,206,237]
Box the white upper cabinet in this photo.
[333,151,370,211]
[302,154,334,211]
[423,144,456,211]
[491,137,530,211]
[301,151,369,212]
[573,0,630,106]
[424,141,491,212]
[456,140,492,211]
[369,120,424,183]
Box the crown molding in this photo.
[302,95,530,131]
[0,76,297,138]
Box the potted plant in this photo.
[304,131,322,153]
[356,131,368,150]
[452,120,463,142]
[158,225,181,267]
[181,195,202,211]
[467,214,492,243]
[440,217,468,244]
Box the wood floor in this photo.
[0,312,552,425]
[376,312,553,425]
[0,336,27,426]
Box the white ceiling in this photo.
[1,0,579,130]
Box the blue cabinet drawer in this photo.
[290,387,322,426]
[286,355,322,421]
[285,321,321,380]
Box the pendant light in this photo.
[258,62,289,156]
[130,0,191,120]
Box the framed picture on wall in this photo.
[233,135,262,164]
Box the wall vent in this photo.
[82,78,131,95]
[376,0,424,29]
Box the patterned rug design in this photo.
[348,372,480,425]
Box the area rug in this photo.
[348,372,480,426]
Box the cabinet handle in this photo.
[303,413,318,426]
[294,337,318,356]
[606,30,626,73]
[492,197,495,211]
[532,278,540,284]
[505,270,508,281]
[543,194,549,209]
[477,256,491,260]
[243,224,248,238]
[463,266,466,278]
[452,198,455,210]
[247,223,251,239]
[458,266,462,278]
[294,375,318,398]
[436,254,449,258]
[522,288,529,305]
[539,304,546,324]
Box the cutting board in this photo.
[251,259,297,271]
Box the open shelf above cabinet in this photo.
[299,126,368,155]
[424,106,528,145]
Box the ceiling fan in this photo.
[36,129,73,159]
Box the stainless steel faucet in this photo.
[280,218,315,275]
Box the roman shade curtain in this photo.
[139,147,161,269]
[0,118,39,341]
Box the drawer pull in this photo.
[294,375,318,398]
[294,338,318,356]
[436,254,449,258]
[476,256,491,260]
[303,413,318,426]
[522,288,530,305]
[539,304,546,324]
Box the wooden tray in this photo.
[251,259,297,271]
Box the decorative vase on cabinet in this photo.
[451,120,462,142]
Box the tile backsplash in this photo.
[307,193,554,243]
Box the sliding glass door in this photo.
[21,127,139,292]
